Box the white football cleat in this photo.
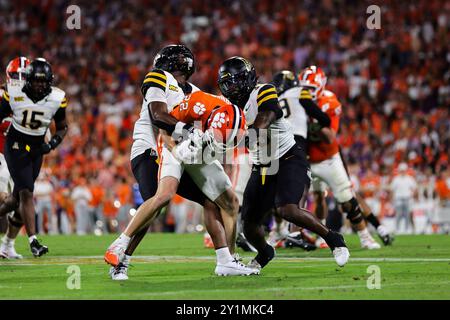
[332,247,350,267]
[109,263,128,281]
[104,241,126,267]
[0,242,23,259]
[376,225,394,245]
[247,259,262,272]
[215,259,260,276]
[267,230,287,248]
[359,232,381,250]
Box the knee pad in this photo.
[8,211,23,228]
[341,198,363,224]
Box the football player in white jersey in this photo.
[0,58,68,257]
[105,45,257,278]
[265,70,335,248]
[0,56,30,259]
[298,66,392,248]
[106,45,201,280]
[217,57,350,271]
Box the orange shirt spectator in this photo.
[116,182,132,206]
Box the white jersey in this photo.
[278,86,308,139]
[243,83,295,162]
[130,69,199,160]
[2,84,66,136]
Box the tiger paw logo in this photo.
[210,112,226,128]
[193,102,206,115]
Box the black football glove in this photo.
[307,122,323,142]
[40,143,52,155]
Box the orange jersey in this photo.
[435,178,450,200]
[170,91,230,130]
[307,90,342,163]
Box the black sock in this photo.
[323,230,346,250]
[366,213,380,228]
[255,244,275,268]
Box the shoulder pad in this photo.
[49,86,66,101]
[141,68,167,95]
[256,83,278,107]
[319,90,341,110]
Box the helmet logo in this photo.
[285,72,294,80]
[186,57,194,68]
[242,59,252,71]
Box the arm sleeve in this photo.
[256,84,283,119]
[54,104,67,123]
[299,89,331,127]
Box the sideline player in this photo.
[0,57,30,259]
[218,57,350,271]
[298,66,391,248]
[0,58,68,257]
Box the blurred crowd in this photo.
[0,0,448,235]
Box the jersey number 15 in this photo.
[21,110,44,130]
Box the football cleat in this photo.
[332,247,350,267]
[314,236,329,249]
[104,242,126,267]
[30,239,48,257]
[0,242,23,259]
[215,258,260,276]
[109,263,128,281]
[203,232,214,249]
[267,230,288,248]
[247,259,262,272]
[359,231,381,250]
[284,232,317,251]
[360,237,381,249]
[300,228,317,245]
[324,231,350,267]
[236,233,257,252]
[377,225,394,246]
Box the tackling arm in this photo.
[148,101,197,144]
[253,110,278,130]
[299,89,331,128]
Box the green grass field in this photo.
[0,234,449,300]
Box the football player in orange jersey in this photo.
[298,66,392,248]
[105,90,259,276]
[0,57,30,259]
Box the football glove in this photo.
[307,122,323,142]
[40,143,52,155]
[172,139,202,164]
[188,128,205,149]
